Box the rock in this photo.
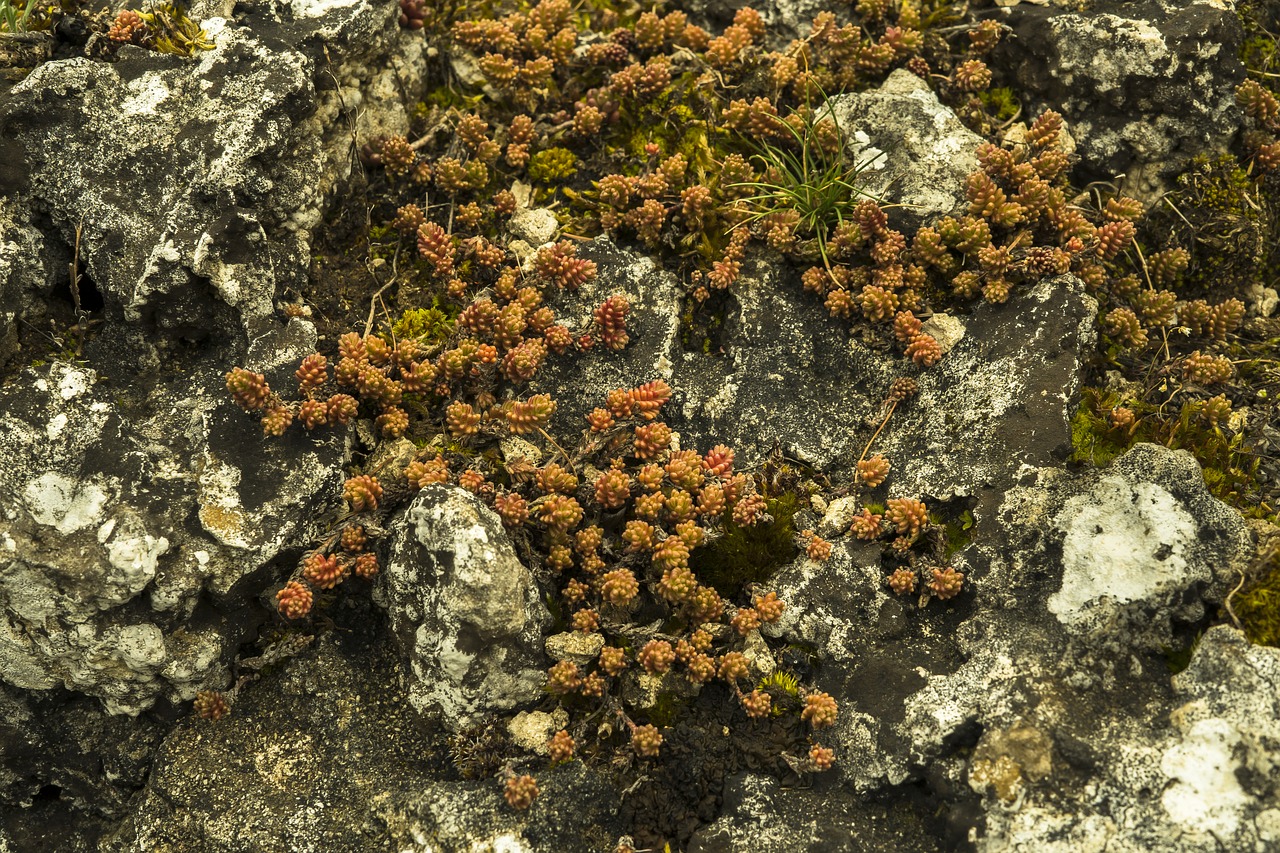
[761,442,1254,807]
[999,443,1252,656]
[376,485,551,732]
[0,358,346,715]
[977,626,1280,852]
[0,0,424,825]
[0,0,423,367]
[0,682,166,819]
[877,275,1096,499]
[535,242,1094,496]
[995,1,1245,198]
[545,631,604,666]
[104,627,622,853]
[527,236,684,430]
[508,207,560,247]
[828,69,988,229]
[507,708,569,755]
[688,772,940,852]
[817,496,861,539]
[683,267,1094,493]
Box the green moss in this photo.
[680,296,728,355]
[527,148,578,183]
[645,691,688,728]
[1068,389,1132,467]
[933,507,976,558]
[1070,387,1271,522]
[390,304,454,343]
[424,86,485,111]
[1157,153,1279,293]
[1243,35,1278,75]
[1236,561,1280,646]
[1186,154,1259,219]
[691,491,800,598]
[757,669,800,698]
[978,87,1020,122]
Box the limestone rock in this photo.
[828,69,987,229]
[995,0,1244,198]
[376,485,551,731]
[0,358,345,714]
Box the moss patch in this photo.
[691,491,800,598]
[1236,549,1280,646]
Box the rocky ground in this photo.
[2,0,1279,851]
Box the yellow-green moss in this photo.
[1070,387,1271,522]
[933,507,976,558]
[390,304,454,343]
[1236,547,1280,646]
[645,691,689,727]
[978,87,1019,122]
[527,148,578,183]
[146,3,214,56]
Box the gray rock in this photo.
[0,357,346,715]
[526,236,685,429]
[761,442,1254,805]
[876,275,1097,500]
[976,626,1280,852]
[995,0,1244,198]
[828,68,987,229]
[376,485,551,731]
[0,10,433,840]
[534,241,1094,497]
[688,772,940,852]
[0,0,424,367]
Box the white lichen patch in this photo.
[1160,717,1249,841]
[120,71,172,116]
[1048,477,1198,624]
[1048,14,1175,91]
[103,526,170,606]
[288,0,362,19]
[56,365,92,400]
[23,471,112,534]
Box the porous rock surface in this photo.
[746,443,1261,851]
[1,0,1277,850]
[994,0,1245,198]
[0,0,427,833]
[829,68,986,229]
[376,485,551,732]
[0,353,345,716]
[0,0,421,366]
[99,626,623,853]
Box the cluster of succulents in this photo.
[246,365,850,802]
[105,3,213,55]
[215,0,1280,836]
[843,377,966,599]
[227,229,638,627]
[483,382,842,801]
[1237,79,1280,171]
[228,238,626,438]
